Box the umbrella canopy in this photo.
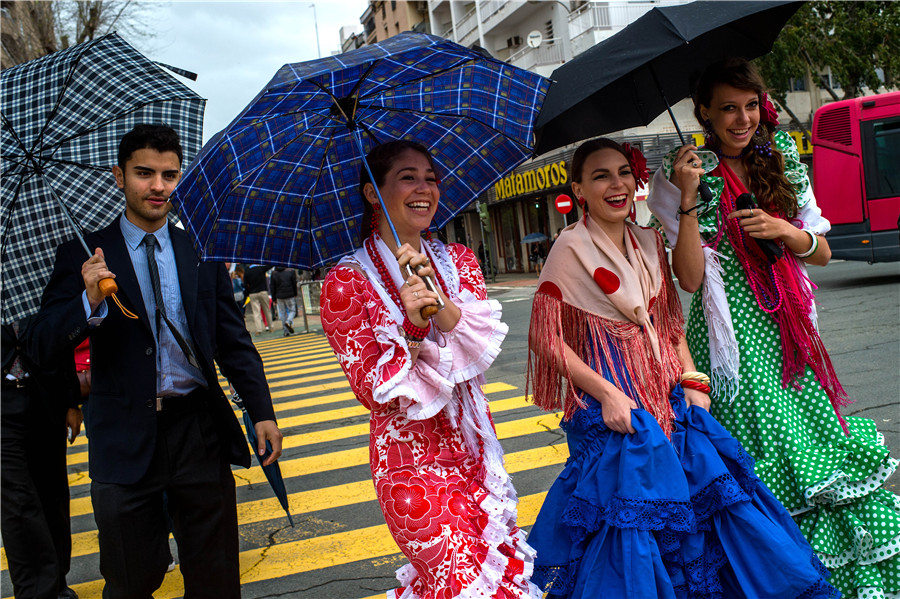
[522,232,548,244]
[231,391,293,527]
[171,31,549,270]
[534,0,803,155]
[1,32,205,324]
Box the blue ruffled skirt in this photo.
[528,386,839,599]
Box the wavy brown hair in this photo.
[358,139,438,239]
[693,58,798,218]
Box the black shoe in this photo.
[59,588,78,599]
[285,321,294,334]
[283,332,290,337]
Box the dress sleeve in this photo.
[441,244,508,385]
[774,130,832,234]
[320,264,454,419]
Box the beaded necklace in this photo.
[364,234,449,310]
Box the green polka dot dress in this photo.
[656,131,900,599]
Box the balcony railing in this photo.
[457,6,478,42]
[508,42,564,71]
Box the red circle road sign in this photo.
[555,194,573,214]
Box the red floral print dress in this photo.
[321,235,540,599]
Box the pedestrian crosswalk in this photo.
[0,333,566,599]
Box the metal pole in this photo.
[310,3,322,58]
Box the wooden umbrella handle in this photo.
[420,304,440,319]
[98,277,118,297]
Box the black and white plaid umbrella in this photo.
[1,32,205,324]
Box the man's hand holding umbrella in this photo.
[81,248,116,313]
[254,419,283,467]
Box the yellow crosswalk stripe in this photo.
[65,387,535,489]
[62,494,551,598]
[20,416,565,567]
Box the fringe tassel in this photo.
[527,245,684,436]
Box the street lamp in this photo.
[309,3,321,58]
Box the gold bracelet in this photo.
[681,371,711,386]
[407,339,421,350]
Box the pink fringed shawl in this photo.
[526,217,685,435]
[712,162,851,431]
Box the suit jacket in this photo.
[2,317,79,415]
[30,217,276,485]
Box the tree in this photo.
[1,1,58,69]
[55,1,154,50]
[1,0,154,69]
[756,1,900,105]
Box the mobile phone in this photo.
[735,193,783,263]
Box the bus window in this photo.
[865,118,900,198]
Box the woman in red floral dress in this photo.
[320,140,540,599]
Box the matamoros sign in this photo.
[494,160,567,201]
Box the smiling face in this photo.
[365,147,439,243]
[113,147,181,233]
[701,84,760,156]
[572,147,635,230]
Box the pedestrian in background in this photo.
[648,57,899,597]
[243,264,273,335]
[2,316,81,599]
[270,266,298,337]
[30,124,282,599]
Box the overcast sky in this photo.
[134,1,371,144]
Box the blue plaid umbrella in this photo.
[0,33,204,324]
[171,32,549,270]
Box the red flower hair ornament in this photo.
[760,92,780,126]
[622,142,649,191]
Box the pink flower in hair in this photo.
[760,92,780,126]
[622,143,649,191]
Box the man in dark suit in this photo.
[2,318,81,599]
[31,124,283,598]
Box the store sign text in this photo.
[495,160,568,201]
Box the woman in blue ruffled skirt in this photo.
[525,138,838,599]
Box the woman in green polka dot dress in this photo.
[647,58,899,599]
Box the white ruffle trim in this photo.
[443,289,508,385]
[390,443,541,599]
[805,457,899,507]
[371,322,455,421]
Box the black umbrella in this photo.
[534,1,804,156]
[231,390,293,527]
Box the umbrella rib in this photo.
[360,105,535,155]
[37,96,201,156]
[29,36,101,158]
[354,57,483,104]
[1,113,30,158]
[219,111,334,198]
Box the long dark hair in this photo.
[359,139,438,239]
[693,58,797,218]
[569,138,630,215]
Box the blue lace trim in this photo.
[532,560,579,595]
[692,473,752,523]
[563,494,695,545]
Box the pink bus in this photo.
[811,91,900,262]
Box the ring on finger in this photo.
[691,160,699,167]
[414,291,419,298]
[749,209,754,217]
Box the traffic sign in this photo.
[555,194,573,214]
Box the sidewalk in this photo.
[484,272,539,289]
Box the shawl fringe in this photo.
[527,240,685,435]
